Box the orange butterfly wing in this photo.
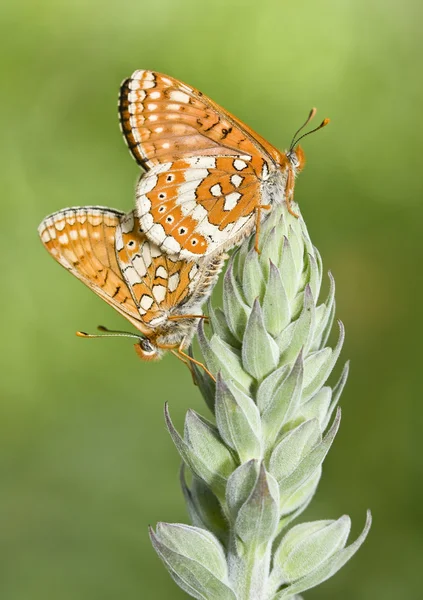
[119,70,284,169]
[38,207,149,332]
[119,70,287,259]
[38,207,218,333]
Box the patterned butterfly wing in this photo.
[119,70,286,260]
[114,210,206,326]
[119,70,284,169]
[137,155,268,259]
[38,207,150,333]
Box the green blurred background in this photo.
[1,0,421,597]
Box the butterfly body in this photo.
[38,207,224,361]
[119,70,307,261]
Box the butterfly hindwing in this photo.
[115,210,202,326]
[136,155,267,259]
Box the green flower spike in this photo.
[151,203,371,600]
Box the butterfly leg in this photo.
[176,343,216,383]
[254,203,272,254]
[168,314,209,323]
[170,349,198,385]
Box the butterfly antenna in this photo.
[76,325,141,340]
[289,109,330,152]
[289,108,317,150]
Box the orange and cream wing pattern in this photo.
[119,70,283,260]
[38,206,215,332]
[38,207,148,332]
[136,155,267,259]
[114,210,206,326]
[119,70,283,169]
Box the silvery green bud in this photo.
[152,203,370,599]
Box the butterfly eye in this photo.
[135,338,159,361]
[141,338,155,353]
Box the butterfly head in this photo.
[134,337,162,361]
[287,108,330,173]
[286,145,306,173]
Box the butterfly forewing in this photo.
[38,207,148,330]
[39,207,218,333]
[119,70,279,169]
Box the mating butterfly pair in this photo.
[120,70,328,260]
[39,70,328,373]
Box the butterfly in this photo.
[119,70,329,261]
[38,206,224,377]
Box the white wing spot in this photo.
[162,142,170,149]
[184,167,208,183]
[80,228,87,238]
[155,127,164,133]
[153,285,167,303]
[210,183,222,197]
[141,212,154,231]
[169,90,190,103]
[192,204,208,222]
[149,223,167,244]
[161,77,172,85]
[224,192,242,211]
[148,103,157,110]
[261,163,270,180]
[155,266,168,279]
[132,254,147,277]
[55,219,65,231]
[168,273,180,292]
[142,242,152,267]
[126,266,142,286]
[70,230,78,241]
[121,211,135,233]
[138,195,152,215]
[58,233,69,245]
[140,294,154,310]
[128,80,141,90]
[188,157,216,169]
[234,159,248,171]
[150,244,162,258]
[231,174,243,187]
[138,174,158,195]
[40,229,50,243]
[149,114,158,121]
[150,91,161,99]
[161,236,181,254]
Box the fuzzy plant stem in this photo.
[150,203,371,600]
